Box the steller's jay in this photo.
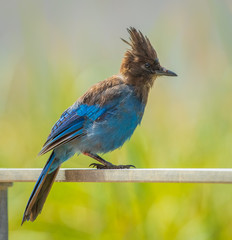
[22,27,177,224]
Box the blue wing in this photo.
[38,102,107,155]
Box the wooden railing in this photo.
[1,168,232,240]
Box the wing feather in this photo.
[39,80,131,155]
[39,103,107,155]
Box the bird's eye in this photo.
[145,63,151,69]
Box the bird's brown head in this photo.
[120,27,177,88]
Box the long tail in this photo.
[22,151,60,225]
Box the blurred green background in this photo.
[1,0,232,239]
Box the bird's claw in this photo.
[89,163,136,169]
[89,163,107,169]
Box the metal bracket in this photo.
[0,183,13,240]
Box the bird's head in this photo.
[120,27,177,87]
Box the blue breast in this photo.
[78,90,145,154]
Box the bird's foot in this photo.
[84,152,135,169]
[89,163,136,169]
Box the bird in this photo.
[22,27,177,224]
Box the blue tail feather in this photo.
[22,151,59,224]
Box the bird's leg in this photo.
[83,152,135,169]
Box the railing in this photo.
[1,168,232,240]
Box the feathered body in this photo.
[22,27,177,224]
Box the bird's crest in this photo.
[121,27,157,60]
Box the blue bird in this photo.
[22,27,177,224]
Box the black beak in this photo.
[155,67,177,77]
